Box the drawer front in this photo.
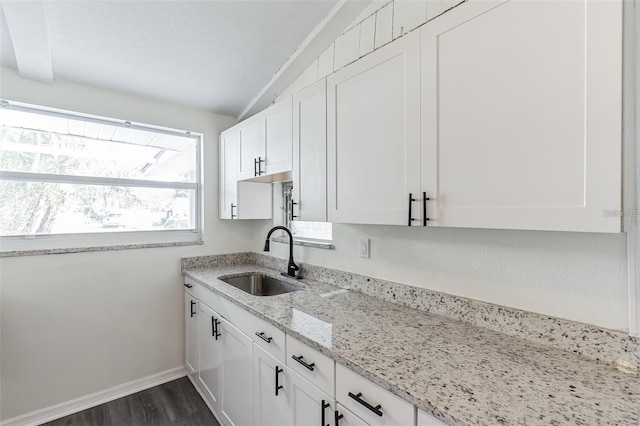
[248,313,286,363]
[183,277,198,298]
[336,364,414,426]
[215,295,286,363]
[197,283,223,314]
[286,335,335,397]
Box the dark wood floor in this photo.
[41,377,220,426]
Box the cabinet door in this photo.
[293,78,328,222]
[335,403,369,426]
[417,408,448,426]
[219,128,238,219]
[327,31,421,225]
[288,366,334,426]
[253,344,291,426]
[237,115,265,180]
[220,317,254,426]
[264,99,293,176]
[197,303,223,411]
[184,294,199,377]
[420,0,622,232]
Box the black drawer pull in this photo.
[255,332,273,343]
[292,355,315,371]
[190,300,196,317]
[275,366,284,396]
[184,283,193,288]
[334,411,344,425]
[321,400,330,426]
[348,392,383,417]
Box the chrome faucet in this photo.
[264,226,301,278]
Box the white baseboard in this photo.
[2,366,187,426]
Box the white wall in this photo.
[254,222,628,331]
[0,67,253,422]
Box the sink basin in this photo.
[221,273,302,296]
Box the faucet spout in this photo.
[264,226,300,278]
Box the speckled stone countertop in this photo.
[184,263,640,425]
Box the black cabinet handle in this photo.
[291,355,315,371]
[408,193,417,226]
[255,332,273,343]
[291,198,298,221]
[348,392,383,417]
[258,156,266,175]
[212,317,221,340]
[275,366,284,396]
[334,411,344,426]
[423,192,430,226]
[184,283,193,288]
[214,319,221,339]
[230,203,237,219]
[190,300,196,317]
[254,158,258,177]
[321,400,330,426]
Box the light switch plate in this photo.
[359,237,370,259]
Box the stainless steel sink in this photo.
[221,273,302,296]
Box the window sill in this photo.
[271,236,334,250]
[0,240,203,258]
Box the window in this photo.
[0,100,202,252]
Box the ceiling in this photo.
[0,0,370,119]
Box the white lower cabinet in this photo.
[184,290,199,378]
[185,281,432,426]
[198,303,223,412]
[219,316,254,426]
[288,364,334,426]
[253,344,290,426]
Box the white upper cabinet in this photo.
[236,98,293,181]
[219,128,272,220]
[219,128,238,219]
[293,78,328,222]
[264,99,293,176]
[237,115,265,181]
[420,0,623,232]
[327,31,421,225]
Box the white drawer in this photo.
[184,277,199,298]
[286,335,335,397]
[248,313,286,362]
[214,294,286,363]
[336,364,414,426]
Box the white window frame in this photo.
[0,100,203,253]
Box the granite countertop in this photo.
[184,264,640,426]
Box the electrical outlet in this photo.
[359,237,370,259]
